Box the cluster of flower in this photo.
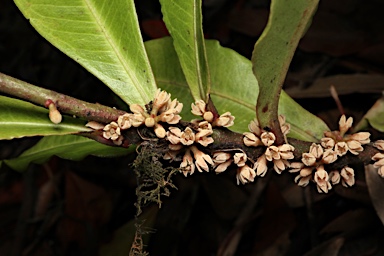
[99,89,383,193]
[101,89,183,145]
[289,115,370,193]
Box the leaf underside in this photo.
[160,0,210,102]
[14,0,157,106]
[4,135,133,172]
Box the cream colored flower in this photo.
[339,114,353,135]
[166,127,182,145]
[145,117,155,127]
[265,146,280,161]
[159,98,183,124]
[373,140,384,151]
[130,104,146,115]
[191,100,206,116]
[309,143,323,159]
[180,127,195,146]
[322,149,338,164]
[213,112,235,127]
[335,141,348,156]
[278,144,295,160]
[293,167,312,187]
[349,132,370,145]
[328,170,340,185]
[195,121,214,147]
[346,140,363,155]
[130,113,146,127]
[103,122,121,140]
[85,121,105,130]
[113,135,124,146]
[340,166,355,187]
[302,152,316,167]
[321,137,335,149]
[314,166,332,193]
[117,113,132,129]
[273,159,289,174]
[254,154,268,177]
[213,152,233,173]
[234,152,247,167]
[279,115,291,136]
[236,165,256,185]
[180,149,195,177]
[243,132,263,147]
[261,132,276,147]
[190,146,213,172]
[153,88,171,112]
[372,152,384,177]
[248,119,262,136]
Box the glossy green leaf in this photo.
[145,37,329,141]
[4,135,133,172]
[160,0,210,101]
[14,0,157,105]
[252,0,319,129]
[0,95,91,140]
[354,96,384,132]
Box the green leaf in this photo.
[14,0,157,106]
[0,96,91,140]
[160,0,210,101]
[252,0,319,130]
[4,135,133,172]
[354,96,384,132]
[145,37,329,141]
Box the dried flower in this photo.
[117,114,132,129]
[340,166,355,187]
[236,165,256,185]
[190,146,213,172]
[314,166,332,193]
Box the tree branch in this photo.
[0,72,126,123]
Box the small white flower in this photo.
[191,100,206,116]
[329,170,340,185]
[273,159,289,174]
[213,112,235,127]
[278,144,295,160]
[314,166,332,193]
[166,127,182,145]
[153,89,171,112]
[340,166,355,187]
[213,152,233,173]
[346,140,363,155]
[180,149,195,176]
[180,127,195,146]
[321,137,335,149]
[236,165,256,185]
[349,132,370,145]
[117,114,132,129]
[302,152,316,167]
[373,140,384,151]
[103,122,121,140]
[265,146,279,161]
[190,146,213,172]
[243,132,263,147]
[322,149,338,164]
[339,115,353,135]
[233,152,247,167]
[261,132,276,147]
[254,154,268,177]
[335,141,348,156]
[248,119,262,136]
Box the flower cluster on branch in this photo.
[96,89,384,193]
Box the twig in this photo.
[0,72,126,123]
